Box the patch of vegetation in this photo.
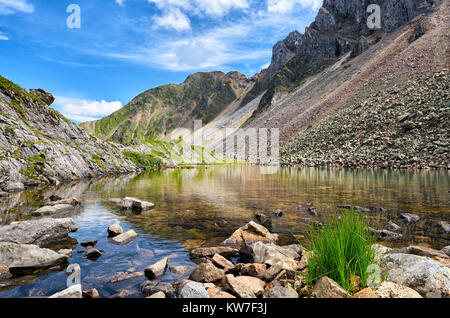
[122,150,163,168]
[28,154,46,162]
[5,126,16,136]
[19,163,38,179]
[307,210,376,292]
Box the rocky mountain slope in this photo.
[81,71,254,144]
[0,77,143,192]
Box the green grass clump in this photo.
[122,151,163,168]
[307,210,376,292]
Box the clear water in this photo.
[0,166,449,298]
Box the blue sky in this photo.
[0,0,321,123]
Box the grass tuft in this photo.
[307,209,376,292]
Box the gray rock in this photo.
[57,249,73,258]
[189,246,239,259]
[399,213,420,223]
[29,89,55,106]
[374,282,422,298]
[144,257,169,280]
[0,242,68,271]
[266,259,298,281]
[0,218,78,247]
[121,197,155,211]
[371,228,403,241]
[32,204,76,216]
[442,246,450,257]
[402,246,449,260]
[240,241,303,266]
[265,285,299,298]
[109,230,138,245]
[381,253,450,298]
[141,281,173,298]
[178,281,209,298]
[49,284,82,298]
[385,221,401,232]
[0,264,12,281]
[3,182,24,193]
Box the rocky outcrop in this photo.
[29,89,55,106]
[0,218,78,247]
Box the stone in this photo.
[169,266,193,276]
[238,263,266,279]
[436,221,450,234]
[211,254,235,270]
[404,246,449,260]
[32,204,75,217]
[144,257,169,280]
[57,249,73,258]
[272,209,283,217]
[44,198,80,207]
[49,284,82,298]
[83,249,103,260]
[189,263,224,283]
[222,221,278,247]
[399,213,420,224]
[107,224,123,237]
[240,241,303,266]
[3,182,24,193]
[0,264,12,281]
[83,288,100,299]
[147,291,166,298]
[381,253,450,298]
[108,271,145,283]
[442,246,450,257]
[207,287,236,298]
[189,246,239,259]
[121,197,155,211]
[372,228,403,241]
[108,198,122,205]
[109,230,138,245]
[354,288,375,298]
[178,281,209,298]
[374,282,422,298]
[254,212,270,226]
[312,277,351,298]
[265,285,299,298]
[141,281,173,298]
[222,275,265,298]
[29,88,55,105]
[266,259,298,281]
[385,221,401,232]
[0,242,68,271]
[80,240,98,248]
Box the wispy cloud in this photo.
[53,96,122,123]
[0,0,34,15]
[0,31,8,40]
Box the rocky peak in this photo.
[267,31,304,76]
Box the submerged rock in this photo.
[44,197,80,207]
[398,213,420,224]
[108,271,145,283]
[436,221,450,234]
[49,284,82,298]
[109,230,138,245]
[0,242,68,272]
[222,221,278,247]
[83,249,103,261]
[170,266,194,276]
[381,253,450,298]
[144,257,169,280]
[0,218,78,247]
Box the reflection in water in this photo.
[0,166,448,298]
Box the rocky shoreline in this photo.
[0,194,448,299]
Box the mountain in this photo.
[81,71,254,144]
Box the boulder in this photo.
[436,221,450,234]
[80,240,98,248]
[189,247,239,259]
[0,264,12,281]
[0,218,78,247]
[0,242,68,271]
[240,241,303,266]
[381,253,450,298]
[83,249,103,261]
[108,271,145,283]
[144,257,169,280]
[385,221,401,232]
[147,291,166,298]
[374,282,422,298]
[32,204,76,217]
[211,254,235,271]
[207,287,236,298]
[266,259,298,281]
[222,221,278,247]
[109,230,138,245]
[265,285,299,298]
[141,281,173,298]
[107,224,123,237]
[29,89,55,106]
[49,284,82,298]
[189,263,224,283]
[44,198,80,207]
[238,263,266,279]
[121,197,155,211]
[177,281,209,298]
[222,274,265,298]
[312,277,351,298]
[403,246,449,260]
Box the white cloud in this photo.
[153,8,191,31]
[53,96,123,122]
[0,31,8,40]
[0,0,34,15]
[267,0,321,13]
[116,0,124,5]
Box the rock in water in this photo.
[32,204,76,216]
[107,224,123,237]
[374,282,422,298]
[49,284,82,298]
[83,249,103,261]
[312,277,350,298]
[0,218,78,247]
[0,264,12,281]
[144,257,169,280]
[221,221,278,247]
[442,246,450,257]
[121,197,155,211]
[0,242,68,272]
[381,253,450,298]
[109,230,138,245]
[83,288,100,299]
[436,221,450,234]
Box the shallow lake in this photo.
[0,165,449,298]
